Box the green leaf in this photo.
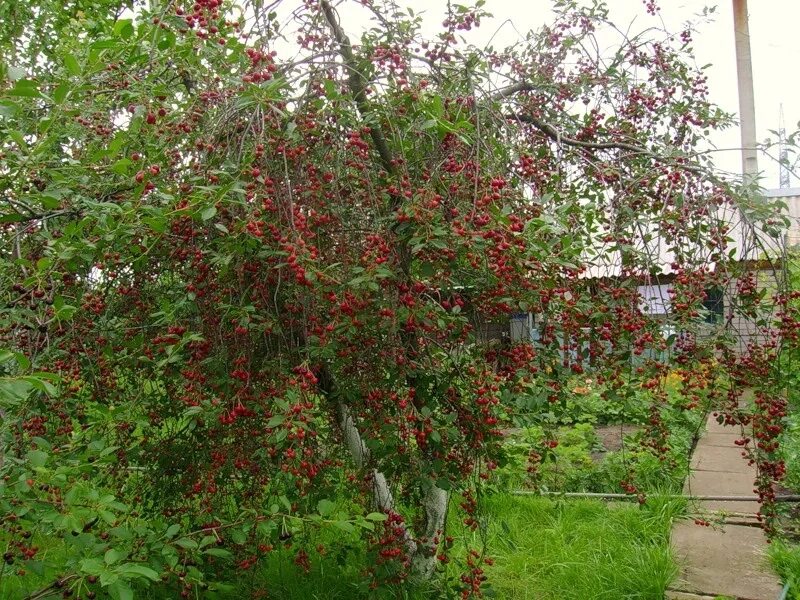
[204,548,232,558]
[113,19,134,40]
[323,79,338,98]
[0,100,19,117]
[53,83,69,104]
[63,54,81,76]
[91,39,118,50]
[31,436,51,450]
[143,216,167,233]
[26,449,48,468]
[333,520,355,533]
[55,302,77,321]
[0,378,33,404]
[108,580,133,600]
[201,205,217,221]
[365,512,388,522]
[157,30,176,50]
[317,499,335,517]
[266,414,285,428]
[22,375,58,395]
[80,558,105,575]
[117,563,159,581]
[435,478,453,491]
[98,509,116,525]
[111,159,132,175]
[8,80,41,97]
[105,549,123,565]
[164,524,180,538]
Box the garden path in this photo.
[667,411,783,600]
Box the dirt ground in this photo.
[591,424,640,462]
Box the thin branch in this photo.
[493,82,710,177]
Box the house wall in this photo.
[503,265,783,359]
[765,188,800,247]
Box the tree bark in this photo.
[332,389,450,581]
[409,479,449,581]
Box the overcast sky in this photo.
[322,0,800,190]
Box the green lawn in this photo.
[451,495,682,600]
[241,494,684,600]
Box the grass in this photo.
[234,494,685,600]
[768,539,800,600]
[464,494,683,600]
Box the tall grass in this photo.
[768,539,800,600]
[235,494,683,600]
[459,495,682,600]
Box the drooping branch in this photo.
[493,82,704,175]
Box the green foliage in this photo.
[768,540,800,599]
[498,374,706,495]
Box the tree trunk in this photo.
[336,401,449,581]
[336,402,417,554]
[409,479,449,581]
[316,2,449,580]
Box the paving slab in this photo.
[683,469,761,514]
[683,466,757,494]
[670,521,782,600]
[690,445,752,474]
[666,592,728,600]
[705,420,741,435]
[698,432,747,448]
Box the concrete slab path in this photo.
[668,413,782,600]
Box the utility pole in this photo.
[732,0,759,184]
[779,105,790,188]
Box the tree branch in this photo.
[319,0,396,180]
[506,112,647,154]
[492,81,705,175]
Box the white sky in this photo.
[324,0,800,189]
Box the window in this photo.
[703,287,724,324]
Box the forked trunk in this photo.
[337,402,448,581]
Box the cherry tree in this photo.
[0,0,791,596]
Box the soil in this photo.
[591,424,640,463]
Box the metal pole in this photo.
[511,490,800,502]
[732,0,759,183]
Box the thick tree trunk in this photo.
[316,2,449,581]
[336,401,448,581]
[409,479,449,581]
